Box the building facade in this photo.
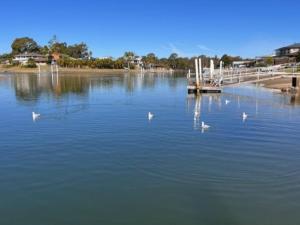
[275,43,300,57]
[13,53,48,65]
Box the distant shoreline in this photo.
[0,65,176,75]
[0,65,135,75]
[1,65,295,91]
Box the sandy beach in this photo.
[258,77,293,90]
[259,78,300,90]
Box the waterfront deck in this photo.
[187,58,300,94]
[187,85,222,94]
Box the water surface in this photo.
[0,72,300,225]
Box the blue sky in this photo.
[0,0,299,58]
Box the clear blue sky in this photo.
[0,0,299,58]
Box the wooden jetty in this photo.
[187,58,223,94]
[187,58,300,93]
[187,85,221,94]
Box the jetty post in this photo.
[195,58,199,88]
[219,61,223,80]
[198,58,203,82]
[210,59,214,81]
[188,58,221,94]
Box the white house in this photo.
[13,53,48,65]
[131,56,143,67]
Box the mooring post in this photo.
[219,61,223,76]
[219,61,223,84]
[198,58,202,83]
[210,59,214,81]
[195,58,199,88]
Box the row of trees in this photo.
[1,36,90,60]
[0,36,247,70]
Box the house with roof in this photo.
[13,52,48,65]
[275,43,300,57]
[130,56,143,68]
[271,43,300,64]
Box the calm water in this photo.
[1,72,300,225]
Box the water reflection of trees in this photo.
[56,76,89,96]
[11,72,182,102]
[13,74,41,101]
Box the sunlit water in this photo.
[0,72,300,225]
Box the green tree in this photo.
[50,42,68,55]
[157,58,169,68]
[67,43,89,59]
[11,37,40,55]
[221,54,232,67]
[265,57,274,66]
[144,53,158,64]
[221,54,242,67]
[114,58,126,69]
[176,57,190,70]
[168,53,178,69]
[24,58,37,68]
[0,53,13,63]
[39,45,49,55]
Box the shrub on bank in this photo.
[22,58,37,68]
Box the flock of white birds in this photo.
[147,98,249,132]
[32,99,249,131]
[198,99,248,131]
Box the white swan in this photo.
[225,100,231,105]
[201,121,210,129]
[242,112,248,121]
[32,112,41,121]
[148,112,154,120]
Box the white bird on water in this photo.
[32,112,41,121]
[225,100,231,105]
[201,121,210,130]
[242,112,248,121]
[148,112,154,120]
